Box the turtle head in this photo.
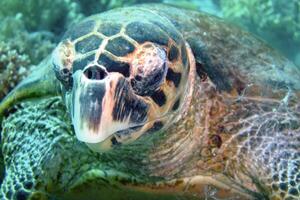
[51,15,192,152]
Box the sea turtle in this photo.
[0,3,299,200]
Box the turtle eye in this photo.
[130,43,167,96]
[52,39,75,91]
[130,63,167,96]
[54,65,73,91]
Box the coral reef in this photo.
[0,17,56,65]
[221,0,300,66]
[0,16,56,100]
[0,41,32,100]
[0,0,85,65]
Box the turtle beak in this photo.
[69,66,149,144]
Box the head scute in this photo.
[50,8,192,152]
[130,42,168,96]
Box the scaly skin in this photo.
[147,4,300,199]
[0,4,300,200]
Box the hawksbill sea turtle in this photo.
[0,4,299,200]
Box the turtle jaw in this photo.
[69,70,149,149]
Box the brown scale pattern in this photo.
[65,14,188,116]
[143,5,300,199]
[148,72,300,199]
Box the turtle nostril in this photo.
[84,66,107,80]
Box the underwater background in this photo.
[0,1,300,199]
[0,0,299,100]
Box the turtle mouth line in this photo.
[114,125,143,137]
[111,111,175,139]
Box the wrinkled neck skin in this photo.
[142,57,300,198]
[127,7,300,199]
[60,5,300,198]
[128,45,257,197]
[146,45,198,178]
[146,71,224,179]
[144,75,300,197]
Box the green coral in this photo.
[221,0,300,66]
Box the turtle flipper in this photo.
[211,106,300,199]
[0,97,69,200]
[241,113,300,199]
[0,56,61,121]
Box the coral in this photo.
[0,41,32,100]
[221,0,300,66]
[0,16,56,65]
